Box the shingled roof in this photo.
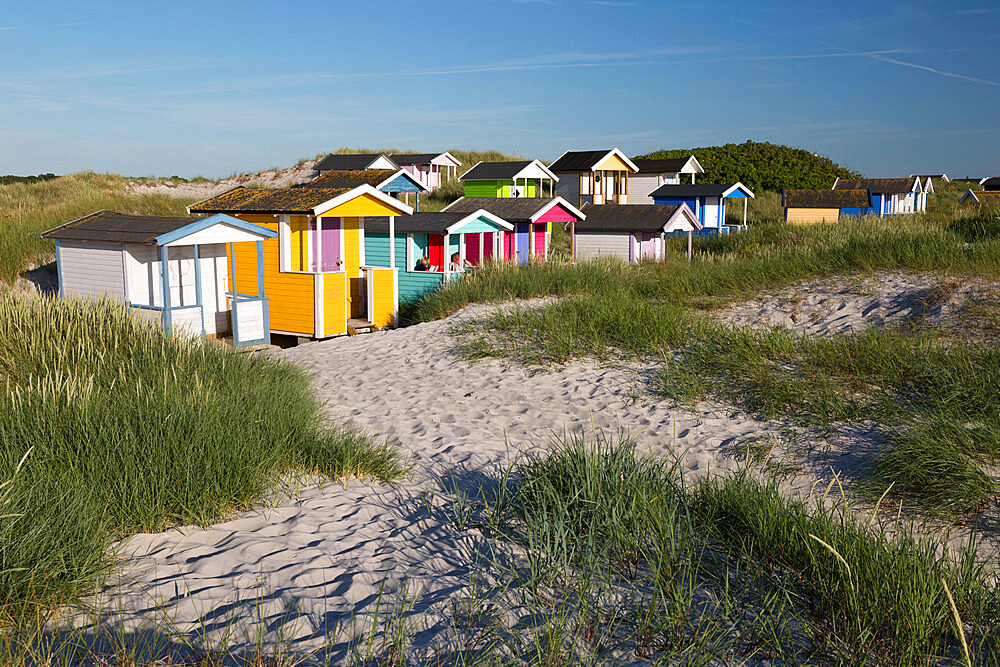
[41,210,202,244]
[366,212,475,234]
[389,153,445,165]
[366,210,512,235]
[460,161,534,181]
[189,186,354,214]
[784,189,871,209]
[631,156,704,174]
[650,183,754,199]
[961,190,1000,204]
[443,196,584,222]
[299,170,395,190]
[549,149,638,173]
[833,177,920,194]
[297,169,425,192]
[314,153,397,172]
[575,204,698,233]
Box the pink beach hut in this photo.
[443,196,585,265]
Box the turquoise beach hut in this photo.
[365,210,512,304]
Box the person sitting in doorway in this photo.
[413,256,430,271]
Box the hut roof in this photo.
[443,196,584,222]
[366,210,512,234]
[961,190,1000,203]
[41,210,200,244]
[297,169,425,192]
[784,189,871,209]
[314,153,397,172]
[549,148,639,173]
[833,177,920,194]
[980,177,1000,190]
[575,204,700,233]
[189,186,354,214]
[40,211,275,245]
[459,160,557,182]
[650,182,754,199]
[631,156,704,174]
[299,170,394,189]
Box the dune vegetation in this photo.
[0,171,195,285]
[464,431,1000,664]
[636,140,861,191]
[407,210,1000,517]
[0,293,402,620]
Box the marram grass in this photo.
[422,217,1000,513]
[0,171,194,284]
[0,293,402,616]
[485,431,1000,665]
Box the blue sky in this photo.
[1,1,997,179]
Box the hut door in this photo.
[515,223,530,265]
[428,234,445,271]
[310,217,343,272]
[640,233,658,259]
[533,223,547,259]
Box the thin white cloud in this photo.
[868,54,1000,88]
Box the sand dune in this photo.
[81,302,792,660]
[77,274,999,661]
[718,271,998,340]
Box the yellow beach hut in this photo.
[189,184,412,338]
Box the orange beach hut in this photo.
[189,184,412,338]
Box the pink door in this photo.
[466,234,481,265]
[533,223,547,259]
[311,217,342,272]
[503,231,516,260]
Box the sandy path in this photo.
[81,303,785,661]
[78,273,1000,661]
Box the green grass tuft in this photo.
[0,293,403,617]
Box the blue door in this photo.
[515,223,530,265]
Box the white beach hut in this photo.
[42,210,277,346]
[572,203,702,263]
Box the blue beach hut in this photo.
[650,182,754,234]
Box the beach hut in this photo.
[314,153,398,174]
[629,156,705,204]
[459,160,559,199]
[650,182,754,233]
[832,177,923,216]
[550,148,639,207]
[189,184,412,337]
[915,173,949,183]
[41,210,276,346]
[364,210,513,303]
[980,177,1000,191]
[390,152,462,190]
[960,190,1000,205]
[783,189,873,224]
[299,169,428,210]
[443,196,585,265]
[572,204,701,263]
